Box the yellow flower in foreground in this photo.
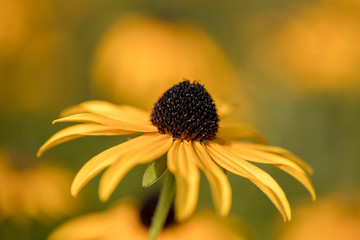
[0,149,76,224]
[277,194,360,240]
[38,80,315,221]
[49,198,248,240]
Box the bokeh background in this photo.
[1,0,360,239]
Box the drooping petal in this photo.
[98,134,173,201]
[71,133,167,196]
[238,142,313,174]
[53,113,157,132]
[227,142,316,200]
[60,100,150,124]
[206,142,291,221]
[167,140,200,221]
[37,124,135,157]
[193,141,231,216]
[218,123,267,144]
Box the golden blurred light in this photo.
[254,0,360,93]
[0,0,78,113]
[49,198,249,240]
[92,13,249,118]
[0,149,77,224]
[277,194,360,240]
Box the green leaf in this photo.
[142,156,167,188]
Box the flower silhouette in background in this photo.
[92,13,249,119]
[38,80,315,221]
[276,192,360,240]
[0,0,79,113]
[250,0,360,93]
[48,197,249,240]
[0,149,77,224]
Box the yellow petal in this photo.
[206,142,291,221]
[37,124,135,157]
[218,123,267,144]
[61,100,150,124]
[239,143,313,174]
[192,141,231,216]
[167,140,200,221]
[98,134,173,201]
[71,132,166,196]
[53,113,157,132]
[228,143,316,201]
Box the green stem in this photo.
[148,171,175,240]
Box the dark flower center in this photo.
[151,80,219,141]
[140,194,175,228]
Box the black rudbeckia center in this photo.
[140,194,175,228]
[151,80,219,141]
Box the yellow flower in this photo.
[38,80,315,221]
[48,198,249,240]
[92,13,250,119]
[0,0,79,113]
[277,193,360,240]
[252,0,360,93]
[0,149,77,224]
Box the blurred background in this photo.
[1,0,360,239]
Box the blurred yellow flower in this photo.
[253,0,360,93]
[277,193,360,240]
[48,198,249,240]
[92,13,249,119]
[39,81,315,221]
[0,149,77,224]
[0,0,79,113]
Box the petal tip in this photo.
[281,211,292,222]
[98,183,112,202]
[99,192,110,202]
[218,205,231,217]
[311,193,317,201]
[36,150,42,158]
[70,187,78,198]
[175,212,188,222]
[37,144,48,157]
[285,210,292,222]
[70,181,82,198]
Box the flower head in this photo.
[48,197,248,240]
[151,81,219,141]
[38,80,315,221]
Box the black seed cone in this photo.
[140,194,175,228]
[151,80,219,141]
